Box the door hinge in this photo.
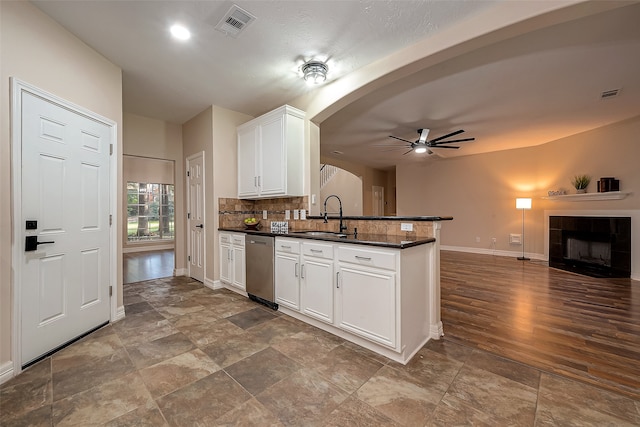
[187,171,190,177]
[109,286,113,297]
[187,212,191,219]
[188,255,191,262]
[109,214,112,226]
[109,144,113,155]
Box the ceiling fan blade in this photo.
[417,128,429,144]
[389,135,414,144]
[429,129,464,143]
[402,149,414,155]
[431,145,459,149]
[431,137,475,145]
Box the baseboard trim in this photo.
[204,278,223,290]
[113,305,126,322]
[441,245,546,261]
[173,268,187,277]
[0,361,14,385]
[122,244,174,254]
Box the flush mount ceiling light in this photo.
[414,146,428,154]
[170,24,191,41]
[301,60,328,85]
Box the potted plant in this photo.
[571,174,591,193]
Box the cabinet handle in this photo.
[295,262,299,277]
[301,264,305,279]
[281,245,291,249]
[336,271,340,288]
[230,250,233,261]
[355,255,372,261]
[258,176,261,187]
[310,249,322,253]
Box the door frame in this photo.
[185,151,206,281]
[10,78,119,376]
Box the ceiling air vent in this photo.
[215,4,256,38]
[600,88,620,99]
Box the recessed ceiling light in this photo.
[170,24,191,41]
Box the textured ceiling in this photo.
[32,1,640,170]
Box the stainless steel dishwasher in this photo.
[245,235,278,310]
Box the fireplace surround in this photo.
[549,216,631,278]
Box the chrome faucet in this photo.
[323,194,347,233]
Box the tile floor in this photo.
[2,276,640,426]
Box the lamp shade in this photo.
[516,198,532,209]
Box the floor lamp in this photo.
[516,198,531,260]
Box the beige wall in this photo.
[321,168,363,216]
[182,106,252,285]
[123,114,184,258]
[397,116,640,257]
[0,2,122,369]
[320,155,392,216]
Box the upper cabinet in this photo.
[237,105,306,199]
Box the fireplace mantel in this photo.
[543,191,629,201]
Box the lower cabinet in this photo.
[336,264,396,348]
[301,243,334,324]
[275,239,301,310]
[219,232,245,291]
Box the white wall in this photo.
[0,1,122,373]
[321,167,363,216]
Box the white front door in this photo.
[20,90,112,366]
[186,152,205,282]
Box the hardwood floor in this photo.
[440,250,640,400]
[123,249,175,283]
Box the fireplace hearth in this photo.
[549,216,631,278]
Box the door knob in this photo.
[25,235,55,252]
[196,224,204,229]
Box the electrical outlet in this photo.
[300,209,306,220]
[293,209,299,220]
[475,237,481,243]
[285,210,290,220]
[262,210,267,220]
[400,223,413,232]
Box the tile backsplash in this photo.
[219,197,435,239]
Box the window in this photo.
[127,182,174,242]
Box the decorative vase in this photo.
[576,189,587,194]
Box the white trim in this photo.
[441,245,546,261]
[122,244,174,254]
[544,209,640,280]
[543,191,630,201]
[113,305,126,322]
[174,267,188,276]
[204,278,224,290]
[10,78,118,376]
[0,361,14,385]
[185,152,206,282]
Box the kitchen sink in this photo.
[293,231,348,238]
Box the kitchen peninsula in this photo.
[219,214,450,364]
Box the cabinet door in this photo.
[301,257,334,324]
[275,252,300,310]
[337,265,397,348]
[231,246,245,291]
[259,114,286,196]
[219,243,231,284]
[238,125,259,197]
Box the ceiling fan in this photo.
[388,128,475,155]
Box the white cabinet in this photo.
[275,238,301,310]
[219,232,246,292]
[237,105,305,199]
[337,246,398,349]
[301,242,334,324]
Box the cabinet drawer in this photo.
[337,246,397,271]
[220,233,231,244]
[302,242,334,259]
[275,238,300,254]
[232,234,245,246]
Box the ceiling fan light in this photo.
[414,146,428,154]
[302,60,328,85]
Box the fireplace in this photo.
[549,216,631,278]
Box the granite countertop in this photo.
[219,227,436,249]
[308,215,453,221]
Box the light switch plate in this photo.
[285,210,290,220]
[293,209,299,220]
[262,210,267,219]
[300,209,306,220]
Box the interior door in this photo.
[187,153,205,282]
[20,90,111,366]
[372,185,384,216]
